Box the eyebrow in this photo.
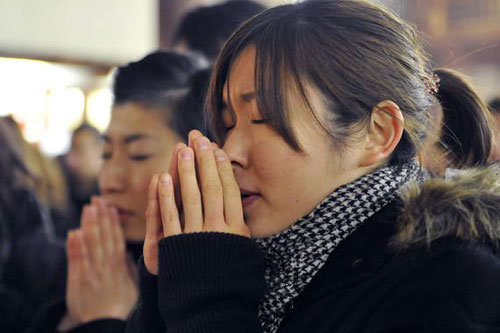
[222,91,256,108]
[101,133,157,144]
[241,91,256,102]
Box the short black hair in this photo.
[174,0,266,60]
[488,97,500,115]
[172,68,213,140]
[112,50,206,140]
[113,50,202,106]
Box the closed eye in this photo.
[252,119,268,124]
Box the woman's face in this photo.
[98,103,181,241]
[222,47,367,238]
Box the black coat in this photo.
[0,189,66,333]
[126,167,500,333]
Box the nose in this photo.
[222,127,250,170]
[66,151,79,170]
[98,156,127,196]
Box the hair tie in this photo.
[425,73,440,95]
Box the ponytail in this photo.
[433,68,492,169]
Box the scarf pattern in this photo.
[255,161,421,333]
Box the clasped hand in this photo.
[143,130,250,275]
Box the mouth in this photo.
[240,189,261,209]
[114,207,136,219]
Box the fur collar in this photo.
[393,164,500,249]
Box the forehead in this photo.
[223,46,257,100]
[105,103,169,140]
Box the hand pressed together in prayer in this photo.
[64,197,138,328]
[143,130,250,275]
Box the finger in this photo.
[146,175,162,240]
[80,205,91,229]
[188,130,203,150]
[66,231,80,275]
[158,173,181,237]
[109,206,126,263]
[178,147,203,233]
[214,149,244,226]
[83,206,104,269]
[97,199,114,260]
[195,137,224,230]
[169,142,186,210]
[66,231,82,304]
[76,230,94,284]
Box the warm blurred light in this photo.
[0,57,93,156]
[87,88,113,131]
[46,87,85,129]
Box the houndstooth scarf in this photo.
[255,161,422,333]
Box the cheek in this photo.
[251,141,303,189]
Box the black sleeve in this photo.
[67,319,126,333]
[126,257,166,333]
[157,232,266,333]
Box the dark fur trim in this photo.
[393,165,500,249]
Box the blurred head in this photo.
[99,51,204,241]
[420,69,492,175]
[0,117,31,216]
[174,0,266,61]
[66,123,102,183]
[488,97,500,162]
[208,0,439,237]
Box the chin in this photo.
[247,216,284,239]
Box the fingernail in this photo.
[214,149,226,161]
[88,206,97,216]
[175,142,186,151]
[181,148,193,160]
[196,137,210,150]
[161,174,171,185]
[190,130,202,141]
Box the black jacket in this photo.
[0,189,66,333]
[126,167,500,332]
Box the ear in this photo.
[359,100,404,167]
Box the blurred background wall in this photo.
[0,0,499,156]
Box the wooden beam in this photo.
[0,49,113,76]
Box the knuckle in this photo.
[202,180,222,195]
[184,193,201,207]
[223,182,240,196]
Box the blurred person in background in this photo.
[29,50,207,333]
[488,97,500,162]
[420,69,493,177]
[1,116,76,237]
[63,123,102,217]
[0,119,66,333]
[173,0,266,62]
[127,1,500,332]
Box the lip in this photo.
[114,206,136,218]
[240,188,260,209]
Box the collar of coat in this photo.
[294,164,500,304]
[394,163,500,250]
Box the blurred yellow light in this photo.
[87,88,113,131]
[47,87,85,129]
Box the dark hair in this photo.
[174,0,266,60]
[72,123,100,141]
[172,68,213,140]
[207,0,490,167]
[113,50,205,139]
[488,97,500,115]
[433,69,492,168]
